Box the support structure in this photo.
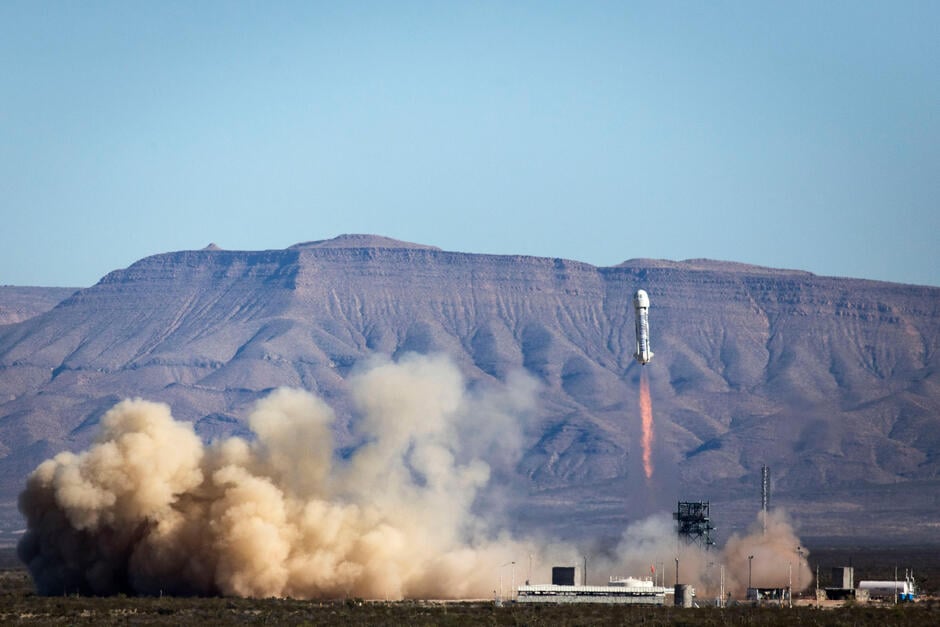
[761,465,771,535]
[674,501,716,550]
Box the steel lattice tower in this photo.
[674,501,716,550]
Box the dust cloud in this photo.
[17,353,546,599]
[605,509,812,598]
[17,351,813,600]
[721,509,813,595]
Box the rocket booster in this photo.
[633,289,653,365]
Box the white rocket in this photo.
[633,289,653,365]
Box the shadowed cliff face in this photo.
[1,235,938,544]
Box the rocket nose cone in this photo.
[633,289,650,308]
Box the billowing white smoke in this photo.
[17,353,543,598]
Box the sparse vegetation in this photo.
[2,576,938,624]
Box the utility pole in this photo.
[797,546,803,597]
[720,564,725,608]
[499,561,514,601]
[815,564,820,609]
[748,555,754,598]
[788,562,792,608]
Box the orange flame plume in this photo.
[639,369,654,481]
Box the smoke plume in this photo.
[606,509,812,598]
[17,351,814,600]
[17,353,542,599]
[721,509,813,595]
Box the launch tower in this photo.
[674,501,716,550]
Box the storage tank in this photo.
[674,584,693,607]
[858,580,915,600]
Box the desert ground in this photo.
[2,546,938,625]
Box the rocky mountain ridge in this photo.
[0,287,77,326]
[1,235,937,544]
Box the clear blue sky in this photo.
[2,1,937,287]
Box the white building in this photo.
[516,577,675,605]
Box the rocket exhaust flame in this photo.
[639,369,654,481]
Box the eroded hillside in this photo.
[1,235,937,543]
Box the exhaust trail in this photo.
[639,369,654,481]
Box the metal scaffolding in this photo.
[674,501,716,550]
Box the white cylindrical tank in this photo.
[858,580,913,596]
